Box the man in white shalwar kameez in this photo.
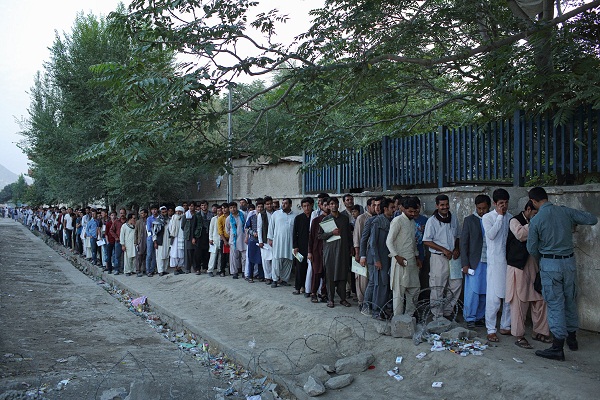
[120,213,137,275]
[482,188,512,342]
[169,206,186,274]
[387,198,421,317]
[207,205,222,276]
[268,198,295,288]
[257,196,274,283]
[81,208,92,259]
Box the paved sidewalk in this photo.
[24,220,600,400]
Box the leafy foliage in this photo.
[0,175,29,205]
[96,0,600,167]
[20,8,202,207]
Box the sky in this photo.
[0,1,129,176]
[0,0,318,177]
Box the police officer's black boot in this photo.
[535,338,565,361]
[566,331,578,351]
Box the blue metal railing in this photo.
[303,106,600,193]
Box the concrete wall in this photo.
[195,159,600,331]
[194,157,302,204]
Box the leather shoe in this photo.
[535,339,565,361]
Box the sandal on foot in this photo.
[532,333,552,343]
[515,338,533,349]
[487,333,500,342]
[311,295,319,303]
[292,290,301,295]
[499,329,511,335]
[327,301,334,308]
[340,300,352,307]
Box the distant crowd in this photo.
[10,186,597,361]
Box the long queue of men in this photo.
[12,186,596,362]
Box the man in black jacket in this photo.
[460,194,490,329]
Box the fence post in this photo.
[336,151,342,194]
[382,136,389,191]
[437,126,447,188]
[513,110,524,186]
[301,150,306,196]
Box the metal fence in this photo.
[303,107,600,193]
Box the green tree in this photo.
[20,7,200,207]
[0,184,13,203]
[107,0,600,165]
[11,175,29,205]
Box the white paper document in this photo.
[293,251,304,262]
[449,258,462,280]
[351,259,367,277]
[319,219,340,242]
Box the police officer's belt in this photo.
[541,253,574,259]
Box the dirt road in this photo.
[0,218,241,399]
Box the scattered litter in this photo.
[424,335,488,357]
[56,358,68,363]
[431,340,445,352]
[368,365,376,370]
[27,289,34,292]
[393,375,404,381]
[56,379,70,390]
[416,352,427,359]
[395,356,403,364]
[513,357,524,364]
[432,381,443,388]
[131,296,147,308]
[387,370,396,377]
[42,255,278,400]
[26,383,50,396]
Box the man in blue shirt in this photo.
[85,209,100,265]
[145,206,158,277]
[527,187,598,361]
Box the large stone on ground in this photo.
[391,315,416,338]
[322,364,335,373]
[440,326,477,340]
[334,352,375,374]
[426,318,452,334]
[373,320,391,336]
[303,376,326,396]
[100,387,128,400]
[304,364,331,383]
[325,374,354,390]
[125,380,160,400]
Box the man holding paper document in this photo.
[460,195,491,328]
[292,197,313,295]
[318,197,353,308]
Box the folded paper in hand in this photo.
[319,218,340,242]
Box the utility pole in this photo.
[227,85,233,203]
